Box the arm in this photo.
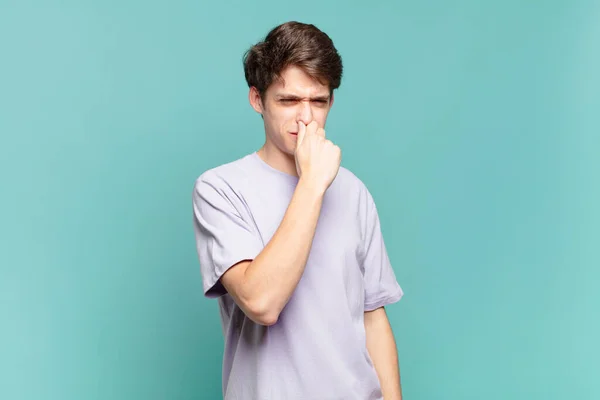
[220,121,341,326]
[364,307,402,400]
[220,178,324,326]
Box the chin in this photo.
[282,146,295,157]
[266,132,296,157]
[280,144,296,157]
[274,137,294,155]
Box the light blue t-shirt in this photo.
[192,151,403,400]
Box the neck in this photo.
[257,143,298,177]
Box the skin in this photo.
[220,65,402,399]
[250,65,334,177]
[365,307,403,400]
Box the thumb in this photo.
[296,121,306,149]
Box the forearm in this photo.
[242,177,324,321]
[365,308,402,400]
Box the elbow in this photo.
[245,296,280,326]
[252,312,279,327]
[221,262,280,326]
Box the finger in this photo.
[306,121,319,136]
[296,121,306,149]
[316,127,326,138]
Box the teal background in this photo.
[1,0,599,399]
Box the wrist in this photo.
[297,176,326,198]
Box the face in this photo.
[249,65,334,158]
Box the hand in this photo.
[294,121,341,193]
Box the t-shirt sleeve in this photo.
[192,173,264,298]
[361,189,404,311]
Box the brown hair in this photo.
[243,21,343,100]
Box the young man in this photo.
[192,21,404,400]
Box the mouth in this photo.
[289,132,298,136]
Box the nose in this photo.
[296,100,314,126]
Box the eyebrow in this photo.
[275,93,331,102]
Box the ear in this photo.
[329,92,335,108]
[249,87,264,114]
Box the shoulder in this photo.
[191,155,259,220]
[334,166,372,200]
[193,154,254,195]
[332,166,382,225]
